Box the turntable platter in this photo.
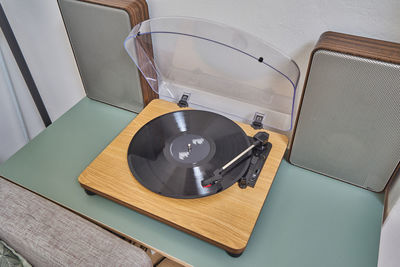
[127,110,251,198]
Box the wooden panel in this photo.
[80,0,148,25]
[79,99,288,254]
[80,0,158,105]
[315,31,400,64]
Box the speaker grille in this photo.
[291,50,400,191]
[59,0,144,112]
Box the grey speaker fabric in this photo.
[290,50,400,191]
[0,177,152,267]
[59,0,144,112]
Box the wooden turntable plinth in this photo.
[79,99,288,254]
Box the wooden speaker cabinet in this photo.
[289,31,400,192]
[58,0,157,112]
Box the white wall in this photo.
[0,0,85,163]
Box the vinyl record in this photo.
[127,110,251,198]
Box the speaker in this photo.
[289,31,400,192]
[58,0,157,112]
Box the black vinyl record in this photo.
[127,110,251,198]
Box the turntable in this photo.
[79,17,299,256]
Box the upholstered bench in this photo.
[0,177,151,266]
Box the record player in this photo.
[79,17,299,256]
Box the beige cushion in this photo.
[0,177,151,267]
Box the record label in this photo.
[168,134,212,164]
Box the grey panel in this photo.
[290,50,400,191]
[59,0,143,112]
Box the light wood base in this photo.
[79,99,288,254]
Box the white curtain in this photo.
[0,30,44,163]
[0,0,86,164]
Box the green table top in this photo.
[0,97,383,267]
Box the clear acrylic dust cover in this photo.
[125,17,300,131]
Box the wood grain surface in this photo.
[79,99,288,254]
[315,31,400,64]
[79,0,158,105]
